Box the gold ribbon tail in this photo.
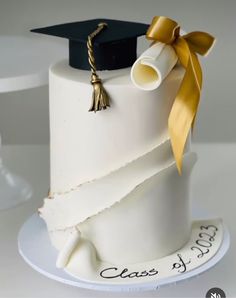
[146,16,215,173]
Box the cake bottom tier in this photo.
[48,152,197,265]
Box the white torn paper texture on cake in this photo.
[39,139,195,232]
[131,42,178,90]
[56,228,81,268]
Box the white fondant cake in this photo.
[48,60,184,192]
[39,59,197,266]
[23,16,219,285]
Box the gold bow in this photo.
[146,16,215,173]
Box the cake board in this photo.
[18,210,230,292]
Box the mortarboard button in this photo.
[31,18,149,71]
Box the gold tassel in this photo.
[89,74,110,112]
[87,22,110,112]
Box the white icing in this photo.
[41,59,196,266]
[131,42,178,90]
[40,139,191,231]
[49,60,184,193]
[44,151,196,264]
[56,228,81,269]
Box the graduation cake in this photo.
[31,17,219,282]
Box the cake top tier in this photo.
[31,19,149,71]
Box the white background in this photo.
[0,0,235,145]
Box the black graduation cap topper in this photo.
[31,18,149,71]
[31,19,149,112]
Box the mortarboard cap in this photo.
[31,19,149,71]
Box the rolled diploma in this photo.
[56,228,81,268]
[131,42,178,91]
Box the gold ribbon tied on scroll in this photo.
[146,16,215,174]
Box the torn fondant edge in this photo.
[39,139,174,230]
[50,152,197,268]
[46,135,172,198]
[39,142,196,232]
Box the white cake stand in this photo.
[0,35,67,210]
[18,211,230,292]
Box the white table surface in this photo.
[0,35,67,92]
[0,144,235,298]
